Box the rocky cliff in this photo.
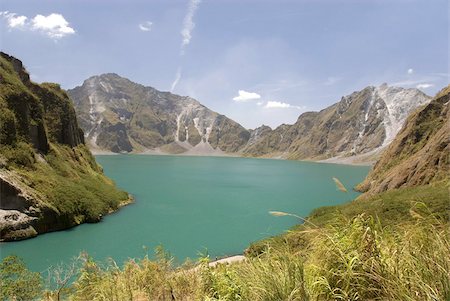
[68,74,430,160]
[0,53,129,241]
[242,84,431,161]
[70,76,430,162]
[356,85,449,195]
[68,74,250,154]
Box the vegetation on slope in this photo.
[0,53,129,241]
[357,85,449,194]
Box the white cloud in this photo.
[180,0,201,54]
[264,101,303,109]
[1,11,75,39]
[416,83,434,89]
[31,14,75,38]
[407,68,414,75]
[0,11,27,28]
[256,101,263,106]
[170,68,182,92]
[139,21,153,32]
[233,90,261,102]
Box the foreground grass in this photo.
[2,182,449,300]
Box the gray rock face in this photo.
[69,74,431,162]
[68,74,250,154]
[0,209,38,241]
[241,84,431,160]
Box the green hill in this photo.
[0,53,130,242]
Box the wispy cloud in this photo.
[180,0,201,54]
[170,67,182,92]
[250,78,307,94]
[324,76,342,86]
[139,21,153,32]
[0,11,27,28]
[416,83,434,89]
[169,0,201,92]
[233,90,261,102]
[392,77,438,87]
[264,101,304,109]
[1,11,75,39]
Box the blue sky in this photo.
[0,0,448,128]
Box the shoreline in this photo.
[93,149,374,167]
[107,194,134,214]
[208,255,246,267]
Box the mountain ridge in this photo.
[69,74,431,164]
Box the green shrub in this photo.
[0,255,42,301]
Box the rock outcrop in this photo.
[356,85,450,195]
[0,52,129,241]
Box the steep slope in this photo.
[0,53,129,241]
[242,84,431,161]
[356,85,450,195]
[68,74,250,154]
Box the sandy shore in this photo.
[318,147,385,166]
[208,255,246,267]
[91,147,378,166]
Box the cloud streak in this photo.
[180,0,201,54]
[416,83,434,89]
[139,21,153,32]
[0,11,75,39]
[171,68,182,92]
[233,90,261,102]
[264,101,304,109]
[170,0,202,91]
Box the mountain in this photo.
[69,76,430,163]
[0,53,129,241]
[242,84,431,161]
[356,85,449,195]
[68,74,250,154]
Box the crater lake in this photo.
[0,155,370,272]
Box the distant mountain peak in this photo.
[69,75,250,154]
[242,84,431,161]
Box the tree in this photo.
[0,255,42,301]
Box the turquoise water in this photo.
[0,155,369,272]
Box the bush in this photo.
[0,255,42,301]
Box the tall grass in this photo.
[2,200,449,300]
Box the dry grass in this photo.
[28,208,448,301]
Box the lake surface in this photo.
[1,155,369,273]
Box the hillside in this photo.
[356,85,449,194]
[0,53,129,241]
[242,84,431,161]
[68,74,250,154]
